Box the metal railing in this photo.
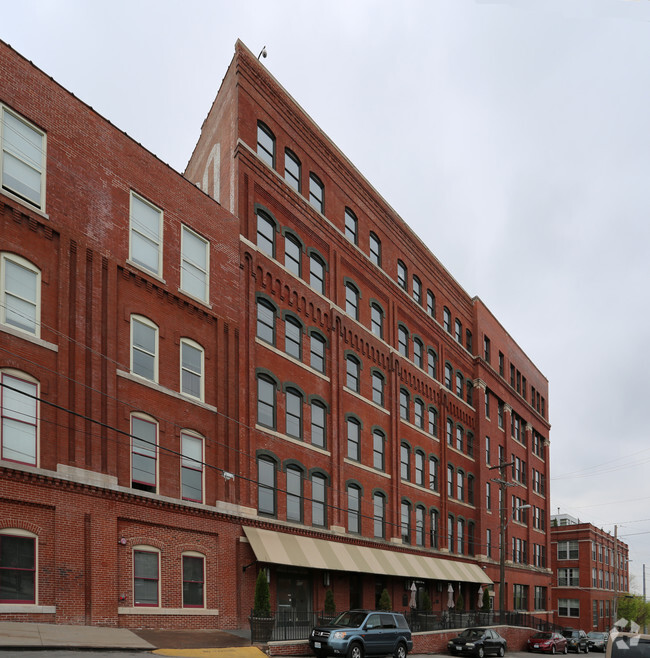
[249,608,562,643]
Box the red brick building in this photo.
[1,38,552,630]
[550,515,629,632]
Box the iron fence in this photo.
[249,608,562,643]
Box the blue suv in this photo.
[309,609,413,658]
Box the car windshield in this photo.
[533,632,553,639]
[332,611,368,628]
[460,629,486,639]
[588,633,606,639]
[563,631,578,638]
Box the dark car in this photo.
[609,632,650,658]
[527,631,568,654]
[448,627,507,658]
[562,629,589,653]
[587,633,608,652]
[309,609,413,658]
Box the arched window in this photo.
[456,425,464,452]
[370,302,383,338]
[131,314,159,382]
[309,173,324,213]
[284,233,302,277]
[373,429,385,471]
[257,454,277,516]
[398,325,409,357]
[286,464,303,522]
[347,483,361,533]
[309,252,325,294]
[413,337,423,368]
[310,400,326,449]
[345,281,359,320]
[256,298,276,345]
[311,472,327,527]
[1,253,41,336]
[346,354,360,392]
[414,398,424,428]
[427,349,437,379]
[346,416,361,461]
[397,260,407,290]
[415,505,426,546]
[443,307,451,332]
[447,464,454,497]
[455,318,462,343]
[426,290,435,317]
[446,417,453,446]
[401,500,411,544]
[257,121,275,168]
[284,315,302,360]
[428,406,438,437]
[369,232,381,267]
[430,509,439,548]
[444,362,453,389]
[373,492,386,538]
[429,456,439,492]
[310,332,326,373]
[415,449,425,485]
[455,371,464,397]
[257,374,276,429]
[181,431,204,503]
[180,338,204,401]
[284,148,301,192]
[371,370,384,407]
[344,208,358,244]
[131,413,158,493]
[285,387,303,439]
[0,529,37,604]
[412,276,422,304]
[1,369,39,466]
[399,388,409,421]
[457,469,465,501]
[400,442,410,481]
[256,209,276,257]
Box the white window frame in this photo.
[181,431,204,503]
[130,413,158,493]
[180,225,209,303]
[130,315,159,383]
[1,105,46,210]
[1,369,39,467]
[133,545,160,607]
[0,253,41,337]
[129,191,163,276]
[180,338,204,401]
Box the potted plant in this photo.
[249,569,275,643]
[320,588,336,624]
[378,588,392,611]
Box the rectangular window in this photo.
[180,226,209,302]
[285,318,302,360]
[284,149,301,192]
[134,549,159,606]
[486,482,492,510]
[348,486,360,533]
[1,253,40,336]
[558,598,580,617]
[558,540,579,560]
[257,458,276,516]
[285,390,302,439]
[182,554,205,608]
[131,416,157,492]
[286,467,302,522]
[312,474,326,527]
[285,235,301,276]
[130,192,163,276]
[309,174,324,213]
[369,233,381,267]
[310,334,325,373]
[309,255,325,294]
[311,401,326,449]
[181,432,203,502]
[373,431,384,471]
[1,106,46,209]
[1,373,38,466]
[180,339,203,400]
[347,419,360,461]
[0,533,36,603]
[483,336,491,362]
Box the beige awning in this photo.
[243,527,491,584]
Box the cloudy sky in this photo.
[3,0,650,591]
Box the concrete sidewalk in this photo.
[0,621,155,649]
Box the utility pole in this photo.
[489,460,516,621]
[612,525,618,628]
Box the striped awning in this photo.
[242,527,491,584]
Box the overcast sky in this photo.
[3,0,650,592]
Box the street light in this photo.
[498,503,531,620]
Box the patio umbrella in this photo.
[447,583,454,608]
[409,582,417,609]
[477,585,483,609]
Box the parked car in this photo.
[309,609,413,658]
[609,631,650,658]
[587,632,608,652]
[448,628,507,658]
[527,631,568,654]
[561,629,590,653]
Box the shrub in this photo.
[324,589,336,616]
[253,569,271,617]
[378,588,392,611]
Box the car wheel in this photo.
[348,643,364,658]
[498,645,505,657]
[477,647,485,658]
[395,642,408,658]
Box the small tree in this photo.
[421,589,432,613]
[481,588,491,612]
[378,588,392,611]
[324,589,336,616]
[253,569,271,617]
[617,595,650,630]
[456,591,465,611]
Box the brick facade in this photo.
[550,516,629,632]
[1,37,553,631]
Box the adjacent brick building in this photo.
[1,37,553,630]
[550,514,629,632]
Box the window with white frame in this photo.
[182,552,205,608]
[558,567,579,586]
[1,370,38,466]
[1,106,46,210]
[180,338,204,401]
[558,598,579,617]
[557,540,579,560]
[131,414,157,493]
[1,253,40,336]
[133,547,159,606]
[130,192,162,276]
[181,431,203,502]
[0,529,37,604]
[130,315,158,382]
[180,225,209,302]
